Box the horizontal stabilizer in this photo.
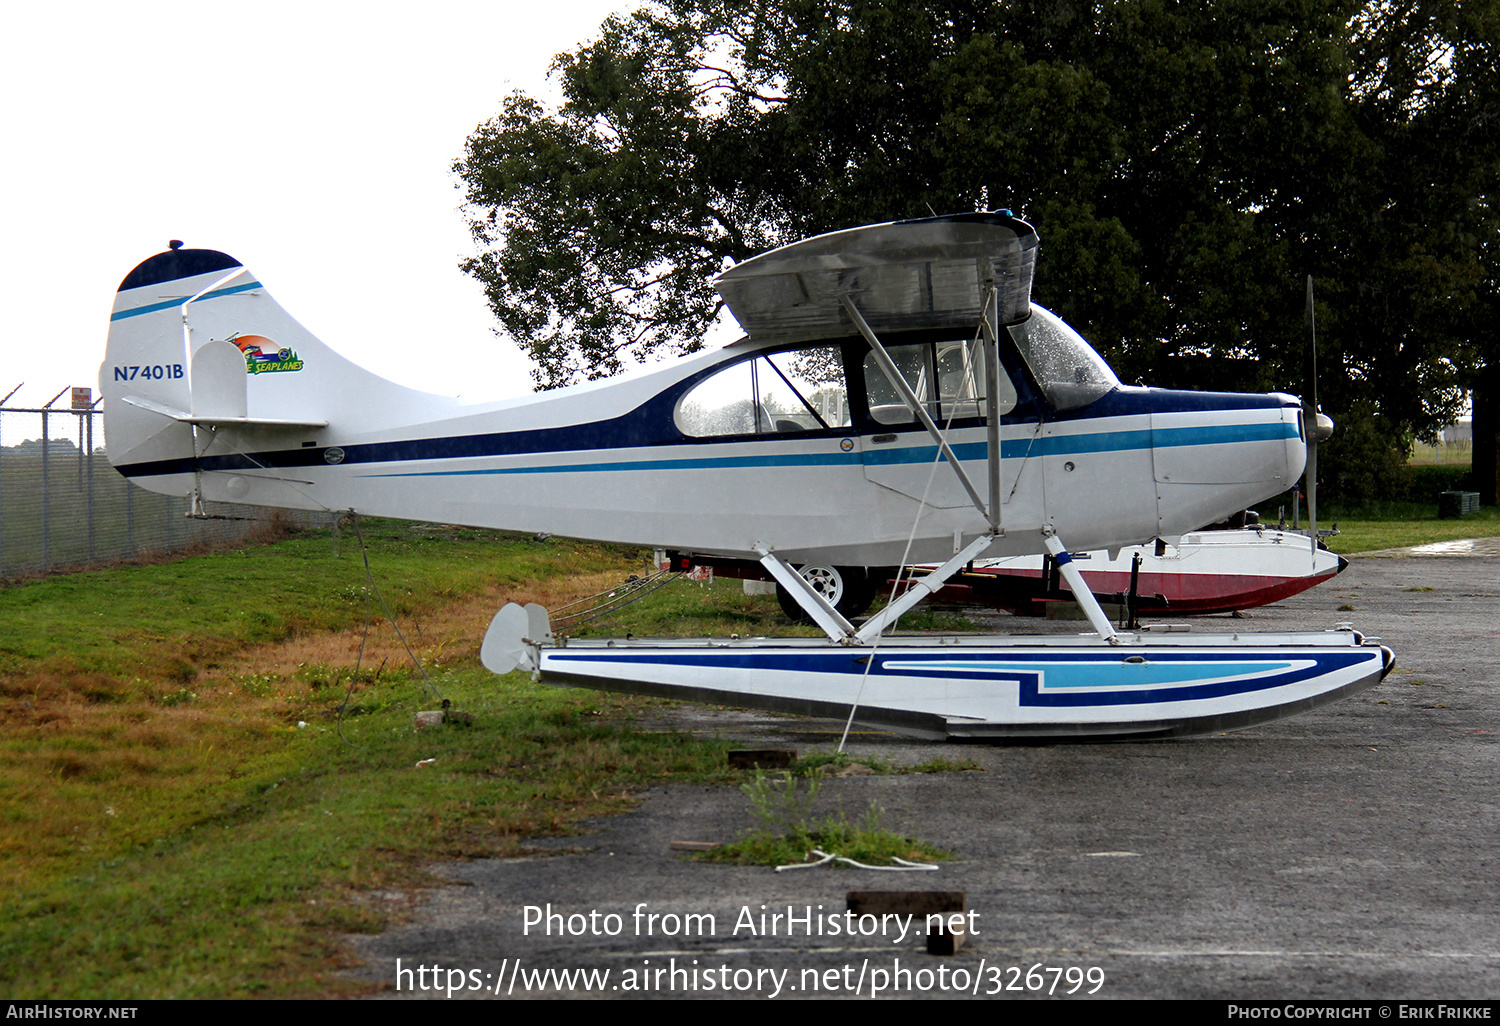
[119,393,328,429]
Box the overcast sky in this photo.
[1,1,636,415]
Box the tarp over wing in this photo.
[714,212,1038,343]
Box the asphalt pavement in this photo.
[350,544,1499,1000]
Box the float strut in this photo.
[1041,528,1120,643]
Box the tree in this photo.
[1319,0,1498,498]
[455,5,787,389]
[456,0,1497,501]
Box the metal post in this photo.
[41,408,50,570]
[126,475,134,555]
[1127,551,1143,630]
[0,406,5,574]
[86,410,95,560]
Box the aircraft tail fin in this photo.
[101,242,441,501]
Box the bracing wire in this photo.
[837,297,995,753]
[196,426,452,743]
[347,513,445,701]
[194,431,381,746]
[197,428,334,515]
[332,512,448,749]
[545,567,687,633]
[334,524,374,749]
[551,571,689,634]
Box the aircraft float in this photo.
[102,213,1392,740]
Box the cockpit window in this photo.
[1006,304,1118,410]
[862,336,1017,426]
[675,344,850,437]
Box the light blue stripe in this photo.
[1148,423,1295,450]
[877,423,1289,463]
[110,279,264,321]
[881,660,1296,688]
[359,421,1295,479]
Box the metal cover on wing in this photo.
[714,212,1038,342]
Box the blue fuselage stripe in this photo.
[353,421,1295,480]
[110,280,265,321]
[360,449,866,477]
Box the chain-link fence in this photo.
[0,401,324,578]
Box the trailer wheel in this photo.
[776,565,875,621]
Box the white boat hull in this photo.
[528,630,1394,740]
[922,529,1347,615]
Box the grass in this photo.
[1408,440,1470,465]
[692,769,950,869]
[4,669,738,997]
[1313,504,1500,553]
[701,823,951,868]
[0,522,746,997]
[788,752,985,777]
[2,522,979,997]
[0,520,649,686]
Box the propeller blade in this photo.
[1306,275,1318,424]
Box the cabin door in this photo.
[858,336,1016,509]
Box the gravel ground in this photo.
[350,545,1499,1000]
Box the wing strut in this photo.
[981,287,1005,529]
[839,295,995,527]
[777,290,1020,640]
[819,288,1019,641]
[854,533,997,641]
[1042,528,1119,643]
[755,545,858,641]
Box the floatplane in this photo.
[102,213,1392,740]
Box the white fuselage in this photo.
[103,260,1306,566]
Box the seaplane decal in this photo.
[101,215,1393,740]
[226,333,304,375]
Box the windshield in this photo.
[1006,304,1119,411]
